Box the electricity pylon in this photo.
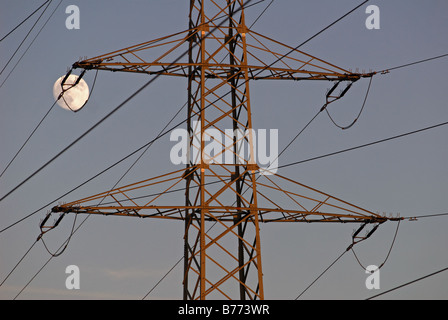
[47,1,395,300]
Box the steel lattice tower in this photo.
[46,1,395,300]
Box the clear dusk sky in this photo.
[1,0,447,300]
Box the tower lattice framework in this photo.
[47,0,393,300]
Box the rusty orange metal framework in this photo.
[49,1,395,300]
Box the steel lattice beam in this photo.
[47,0,392,300]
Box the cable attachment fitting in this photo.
[320,80,354,112]
[346,220,384,251]
[58,68,86,97]
[37,210,67,241]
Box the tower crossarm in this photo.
[49,169,393,225]
[71,27,372,82]
[46,1,388,300]
[51,204,390,224]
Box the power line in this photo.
[3,2,446,232]
[11,2,448,300]
[13,0,267,300]
[141,256,183,300]
[0,99,187,296]
[207,0,371,176]
[101,0,266,200]
[0,0,51,43]
[97,117,448,207]
[366,266,448,300]
[0,0,65,178]
[404,212,448,220]
[40,214,78,257]
[0,0,369,208]
[12,251,53,300]
[0,101,57,180]
[295,249,348,299]
[3,115,445,237]
[351,220,401,271]
[1,0,363,204]
[378,53,448,74]
[0,1,255,204]
[296,219,402,299]
[0,0,53,77]
[140,1,372,298]
[11,202,94,299]
[272,0,370,60]
[1,68,98,180]
[4,0,446,300]
[2,0,272,234]
[0,239,39,287]
[0,98,202,234]
[7,3,262,298]
[325,76,373,130]
[0,0,65,90]
[277,120,448,171]
[249,0,274,28]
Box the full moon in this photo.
[53,74,89,112]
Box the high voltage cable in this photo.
[405,212,448,220]
[0,239,39,287]
[3,0,445,212]
[98,0,270,203]
[2,116,447,236]
[0,0,265,181]
[0,75,157,202]
[6,0,270,299]
[3,0,445,298]
[0,0,64,89]
[351,220,401,271]
[277,120,448,171]
[4,100,185,297]
[141,0,371,299]
[267,0,370,63]
[1,68,98,180]
[90,119,448,210]
[249,0,274,28]
[264,75,374,176]
[6,0,258,299]
[296,220,401,299]
[4,0,441,235]
[0,100,189,233]
[1,0,272,234]
[0,101,57,180]
[0,0,372,204]
[3,0,366,203]
[0,0,51,43]
[9,3,448,301]
[295,249,348,299]
[9,0,356,299]
[3,0,273,264]
[0,0,64,178]
[378,53,448,73]
[365,266,448,300]
[0,0,257,204]
[325,76,373,130]
[0,0,53,77]
[141,256,183,300]
[1,0,367,224]
[0,84,237,233]
[12,251,54,300]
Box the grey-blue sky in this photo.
[0,0,447,300]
